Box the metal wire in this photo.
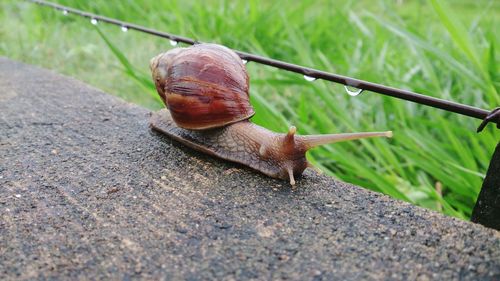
[29,0,499,130]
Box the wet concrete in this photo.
[1,57,499,280]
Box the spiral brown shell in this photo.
[150,43,255,130]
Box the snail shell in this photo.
[150,44,254,130]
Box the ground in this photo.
[0,58,499,280]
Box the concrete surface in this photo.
[0,57,499,280]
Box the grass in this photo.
[1,0,498,219]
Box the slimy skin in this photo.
[150,109,392,185]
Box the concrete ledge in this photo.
[1,57,499,280]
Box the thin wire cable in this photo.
[29,0,499,128]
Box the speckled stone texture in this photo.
[0,58,499,280]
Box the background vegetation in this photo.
[1,0,498,219]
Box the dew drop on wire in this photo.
[121,26,128,32]
[62,10,68,15]
[90,18,98,25]
[304,75,317,82]
[344,85,363,96]
[170,40,178,46]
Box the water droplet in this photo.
[344,85,363,96]
[303,75,316,82]
[242,59,248,64]
[169,40,178,46]
[62,10,68,15]
[121,26,128,32]
[90,18,98,25]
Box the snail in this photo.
[149,43,392,185]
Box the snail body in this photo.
[150,43,392,185]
